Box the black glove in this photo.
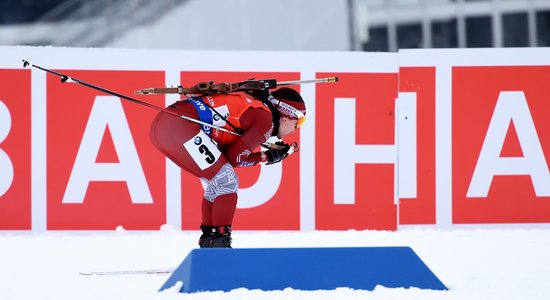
[265,141,291,165]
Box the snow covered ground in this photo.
[1,227,549,300]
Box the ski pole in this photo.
[22,59,239,135]
[21,60,286,150]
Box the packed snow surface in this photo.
[1,227,549,300]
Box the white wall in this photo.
[2,46,550,231]
[107,0,351,51]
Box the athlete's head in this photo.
[269,88,306,138]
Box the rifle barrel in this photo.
[277,76,338,87]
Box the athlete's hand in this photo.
[264,141,291,165]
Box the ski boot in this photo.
[198,225,232,248]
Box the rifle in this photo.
[134,77,338,96]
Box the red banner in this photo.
[0,69,32,229]
[46,70,167,229]
[315,72,398,230]
[453,66,550,223]
[398,67,436,225]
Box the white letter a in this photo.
[63,96,153,204]
[467,91,550,197]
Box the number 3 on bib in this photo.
[183,131,221,170]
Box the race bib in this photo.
[183,130,222,170]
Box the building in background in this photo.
[0,0,65,24]
[362,0,550,51]
[0,0,549,51]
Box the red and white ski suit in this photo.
[150,93,273,227]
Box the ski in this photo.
[79,268,175,276]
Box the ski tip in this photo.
[22,60,30,68]
[79,269,175,276]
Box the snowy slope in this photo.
[1,228,549,300]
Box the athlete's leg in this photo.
[150,110,238,247]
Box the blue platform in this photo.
[159,247,447,293]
